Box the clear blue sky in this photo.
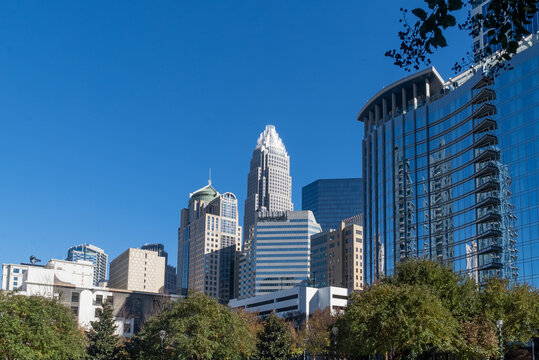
[0,1,469,271]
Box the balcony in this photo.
[472,103,497,119]
[471,87,496,105]
[475,160,501,178]
[473,118,497,134]
[477,224,502,239]
[475,178,500,193]
[474,146,500,163]
[476,193,501,208]
[474,132,498,148]
[476,211,502,224]
[478,237,503,252]
[472,77,493,90]
[478,258,503,270]
[476,159,501,171]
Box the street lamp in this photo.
[332,326,339,360]
[496,320,504,360]
[159,330,166,360]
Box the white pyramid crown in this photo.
[255,125,286,152]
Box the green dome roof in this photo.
[189,182,220,205]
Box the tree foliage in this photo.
[337,259,539,359]
[385,0,539,72]
[257,312,292,360]
[337,282,459,359]
[304,307,336,359]
[131,293,257,360]
[87,301,120,360]
[480,278,539,345]
[0,292,87,360]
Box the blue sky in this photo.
[0,1,470,270]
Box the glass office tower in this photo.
[302,178,364,231]
[359,35,539,287]
[239,210,321,299]
[66,244,108,286]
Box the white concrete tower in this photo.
[243,125,293,239]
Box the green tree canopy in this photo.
[257,312,293,360]
[87,301,120,360]
[480,278,539,345]
[0,292,87,360]
[383,258,480,321]
[132,294,257,360]
[337,282,459,359]
[337,259,539,359]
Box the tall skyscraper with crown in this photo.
[177,180,242,303]
[243,125,293,239]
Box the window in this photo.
[71,292,80,303]
[95,295,103,305]
[71,306,79,316]
[13,268,19,273]
[95,308,103,317]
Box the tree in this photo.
[87,301,120,360]
[385,0,539,72]
[0,292,87,360]
[257,312,292,360]
[384,259,498,358]
[304,307,336,359]
[480,278,539,346]
[132,293,257,360]
[336,259,539,359]
[233,307,263,340]
[283,310,307,358]
[384,258,480,322]
[336,282,460,359]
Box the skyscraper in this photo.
[239,210,321,299]
[302,178,364,231]
[359,34,539,286]
[66,244,108,286]
[177,181,242,303]
[243,125,293,239]
[141,243,177,294]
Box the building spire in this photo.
[208,168,212,185]
[255,125,287,152]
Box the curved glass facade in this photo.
[360,38,539,287]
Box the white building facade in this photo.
[239,211,321,299]
[2,260,178,337]
[229,285,350,317]
[66,243,108,286]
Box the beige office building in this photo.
[311,215,364,291]
[177,181,242,303]
[109,248,165,293]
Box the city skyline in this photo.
[0,1,474,271]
